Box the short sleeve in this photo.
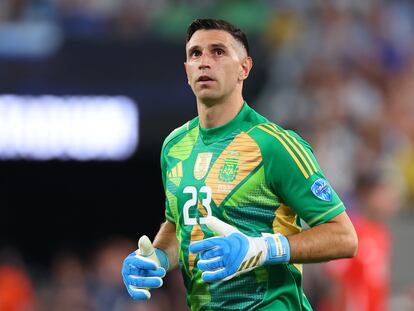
[161,141,176,224]
[260,126,345,227]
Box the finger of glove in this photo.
[127,286,151,300]
[126,266,166,278]
[200,247,224,260]
[197,257,224,271]
[123,253,158,270]
[201,268,231,283]
[189,237,224,254]
[125,275,163,288]
[204,216,239,236]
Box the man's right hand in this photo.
[122,235,168,300]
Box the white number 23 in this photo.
[183,186,212,225]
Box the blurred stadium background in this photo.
[1,0,414,310]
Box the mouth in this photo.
[197,75,215,83]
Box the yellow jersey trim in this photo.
[270,124,318,173]
[257,125,310,179]
[264,124,316,177]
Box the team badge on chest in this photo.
[219,158,239,182]
[194,152,213,180]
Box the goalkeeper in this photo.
[122,18,358,310]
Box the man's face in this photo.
[184,29,250,103]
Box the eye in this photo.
[191,50,201,57]
[214,49,224,56]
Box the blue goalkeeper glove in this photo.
[122,235,170,300]
[189,216,290,282]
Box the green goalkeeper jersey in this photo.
[161,103,345,311]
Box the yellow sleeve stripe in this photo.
[258,125,310,179]
[307,202,344,226]
[266,123,317,175]
[281,127,318,173]
[262,124,316,177]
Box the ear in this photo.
[184,62,191,85]
[238,57,253,81]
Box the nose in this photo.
[198,53,211,70]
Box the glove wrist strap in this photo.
[155,248,170,271]
[264,233,291,264]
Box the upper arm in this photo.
[159,220,177,235]
[324,211,358,244]
[258,124,346,226]
[160,141,176,224]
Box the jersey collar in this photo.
[199,101,250,145]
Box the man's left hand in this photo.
[189,216,290,282]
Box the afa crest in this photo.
[219,158,239,182]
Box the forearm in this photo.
[153,220,180,270]
[287,212,358,263]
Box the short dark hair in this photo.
[186,19,250,56]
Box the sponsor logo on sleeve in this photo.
[311,178,332,202]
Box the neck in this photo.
[197,93,244,128]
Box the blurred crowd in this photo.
[0,0,271,44]
[0,238,189,311]
[256,1,414,310]
[257,0,414,207]
[1,0,414,310]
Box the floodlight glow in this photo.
[0,95,138,160]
